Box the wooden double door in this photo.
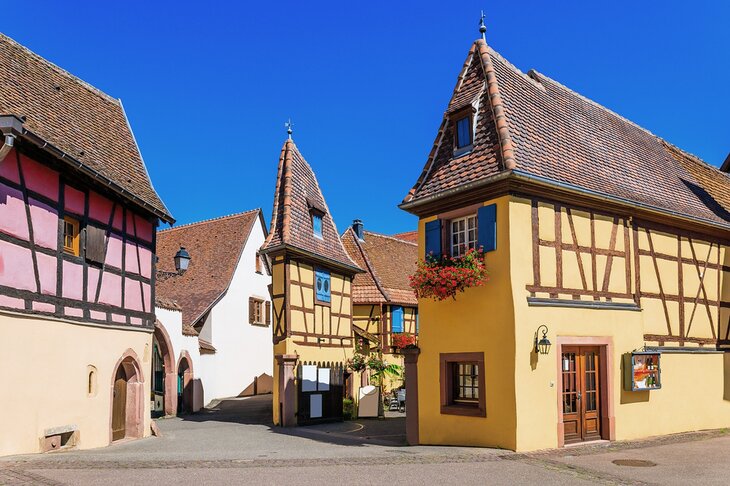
[561,346,602,443]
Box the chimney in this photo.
[352,219,364,240]
[721,152,730,173]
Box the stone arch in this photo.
[177,351,194,414]
[109,349,145,442]
[153,320,177,416]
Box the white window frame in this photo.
[450,215,478,258]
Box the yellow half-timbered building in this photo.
[260,139,362,426]
[400,33,730,451]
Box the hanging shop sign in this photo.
[623,352,662,391]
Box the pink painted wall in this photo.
[0,183,29,240]
[20,154,58,202]
[124,278,143,312]
[98,272,122,307]
[0,149,20,184]
[29,198,58,250]
[125,241,140,274]
[64,306,84,318]
[36,252,56,296]
[105,234,123,269]
[0,294,24,310]
[62,261,84,301]
[0,150,158,324]
[64,185,85,216]
[0,241,35,291]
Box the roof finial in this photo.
[285,118,293,140]
[479,10,487,41]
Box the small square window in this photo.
[440,352,485,417]
[450,214,478,257]
[255,252,262,274]
[63,216,80,256]
[455,116,472,149]
[249,297,270,326]
[312,213,323,238]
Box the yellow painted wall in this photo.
[416,195,518,450]
[509,196,730,451]
[0,312,152,456]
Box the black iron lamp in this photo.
[534,325,551,355]
[174,246,191,273]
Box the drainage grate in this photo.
[612,459,657,467]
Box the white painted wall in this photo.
[154,306,203,411]
[197,216,273,402]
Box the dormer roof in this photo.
[261,139,361,274]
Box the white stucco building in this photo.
[153,209,273,415]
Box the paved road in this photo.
[2,396,730,485]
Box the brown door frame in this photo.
[560,345,602,443]
[556,336,616,447]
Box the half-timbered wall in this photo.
[288,260,353,348]
[353,303,382,345]
[0,148,156,328]
[526,197,730,348]
[352,304,418,353]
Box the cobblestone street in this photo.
[3,396,730,485]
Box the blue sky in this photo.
[3,1,728,233]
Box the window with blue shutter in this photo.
[424,219,442,259]
[391,306,404,333]
[315,269,331,303]
[456,116,472,148]
[312,214,323,238]
[477,204,497,252]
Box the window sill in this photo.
[250,322,270,328]
[527,297,641,311]
[452,145,473,158]
[440,403,485,417]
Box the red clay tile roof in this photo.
[156,210,263,327]
[0,33,172,222]
[198,338,216,353]
[342,228,418,306]
[404,39,730,229]
[392,231,418,244]
[155,297,181,311]
[261,139,361,273]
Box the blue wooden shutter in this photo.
[478,204,497,252]
[424,220,442,259]
[315,269,331,302]
[391,306,404,333]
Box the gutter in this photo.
[400,168,730,233]
[510,169,730,232]
[0,114,174,224]
[261,243,364,275]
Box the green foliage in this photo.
[343,398,356,420]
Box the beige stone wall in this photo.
[0,312,152,456]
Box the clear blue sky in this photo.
[3,1,728,233]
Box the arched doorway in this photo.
[153,321,176,417]
[177,353,194,414]
[110,351,144,442]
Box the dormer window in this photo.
[312,213,323,238]
[456,116,472,149]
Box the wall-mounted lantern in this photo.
[534,325,551,355]
[174,246,191,273]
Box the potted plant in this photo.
[391,332,417,353]
[409,247,489,301]
[347,352,367,372]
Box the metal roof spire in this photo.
[479,10,487,41]
[285,118,293,140]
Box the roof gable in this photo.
[0,33,171,222]
[404,39,730,230]
[342,228,418,306]
[261,139,361,273]
[155,210,262,326]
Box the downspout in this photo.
[0,133,15,162]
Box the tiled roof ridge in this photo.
[262,140,293,249]
[662,140,730,180]
[342,228,389,301]
[0,32,118,105]
[362,229,418,247]
[160,209,260,233]
[475,39,516,170]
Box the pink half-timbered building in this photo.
[0,33,173,455]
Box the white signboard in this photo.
[310,394,323,418]
[318,368,330,391]
[302,365,317,392]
